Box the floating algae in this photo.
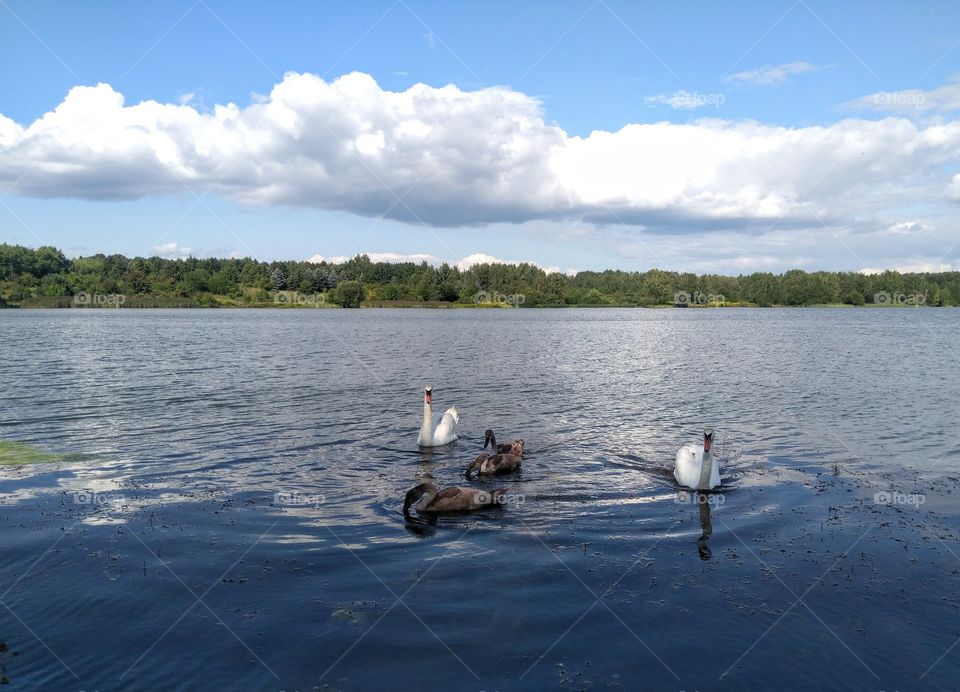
[0,440,64,465]
[330,601,381,625]
[0,639,16,685]
[331,607,362,624]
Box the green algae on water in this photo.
[0,440,63,465]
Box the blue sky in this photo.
[2,0,960,273]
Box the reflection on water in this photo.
[698,495,714,560]
[1,308,960,689]
[403,512,438,537]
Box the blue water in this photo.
[0,308,959,690]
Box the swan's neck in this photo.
[416,487,437,511]
[419,400,433,445]
[698,450,713,490]
[488,432,497,450]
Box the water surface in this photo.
[1,308,959,690]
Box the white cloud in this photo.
[453,252,562,273]
[885,221,924,235]
[724,61,819,86]
[307,254,349,264]
[307,250,567,274]
[730,255,782,269]
[949,173,960,200]
[307,251,439,264]
[860,261,955,274]
[1,72,960,236]
[151,241,192,258]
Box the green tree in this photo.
[332,281,365,308]
[34,246,70,276]
[843,290,865,305]
[209,269,240,296]
[180,269,210,295]
[581,288,606,305]
[40,273,71,296]
[125,269,150,294]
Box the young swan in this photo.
[465,442,524,479]
[403,482,506,515]
[484,429,524,457]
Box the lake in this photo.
[1,308,959,690]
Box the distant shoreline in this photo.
[2,299,948,310]
[3,244,955,309]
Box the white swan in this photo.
[417,385,459,447]
[674,429,721,490]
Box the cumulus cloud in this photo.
[1,72,960,234]
[452,252,564,273]
[724,61,820,86]
[151,241,192,258]
[307,251,440,264]
[307,254,350,264]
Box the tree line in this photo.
[1,243,957,308]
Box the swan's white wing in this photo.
[674,445,721,489]
[432,407,459,445]
[674,444,702,489]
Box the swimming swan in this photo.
[484,429,524,457]
[674,429,721,490]
[417,385,459,447]
[403,482,504,514]
[464,449,523,478]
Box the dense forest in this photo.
[1,243,957,308]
